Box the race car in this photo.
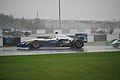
[111,39,120,48]
[17,34,84,49]
[106,39,120,48]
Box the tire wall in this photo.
[94,35,107,42]
[3,37,20,46]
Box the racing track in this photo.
[0,45,120,56]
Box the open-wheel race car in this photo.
[110,39,120,48]
[106,39,120,48]
[17,34,84,49]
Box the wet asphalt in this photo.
[0,45,120,56]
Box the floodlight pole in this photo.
[59,0,61,29]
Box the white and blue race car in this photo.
[111,39,120,48]
[106,39,120,48]
[17,34,84,49]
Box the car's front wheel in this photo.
[113,44,119,48]
[32,40,40,49]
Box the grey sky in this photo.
[0,0,120,21]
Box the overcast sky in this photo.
[0,0,120,21]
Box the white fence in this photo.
[113,29,120,34]
[36,30,46,34]
[53,29,62,34]
[87,35,94,42]
[0,37,3,46]
[70,29,78,34]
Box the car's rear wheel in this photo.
[75,40,84,48]
[70,38,84,49]
[32,40,40,49]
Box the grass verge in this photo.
[0,51,120,80]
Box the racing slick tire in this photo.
[70,38,84,49]
[32,40,40,49]
[113,44,119,48]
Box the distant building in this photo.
[36,19,119,34]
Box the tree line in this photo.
[0,13,44,33]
